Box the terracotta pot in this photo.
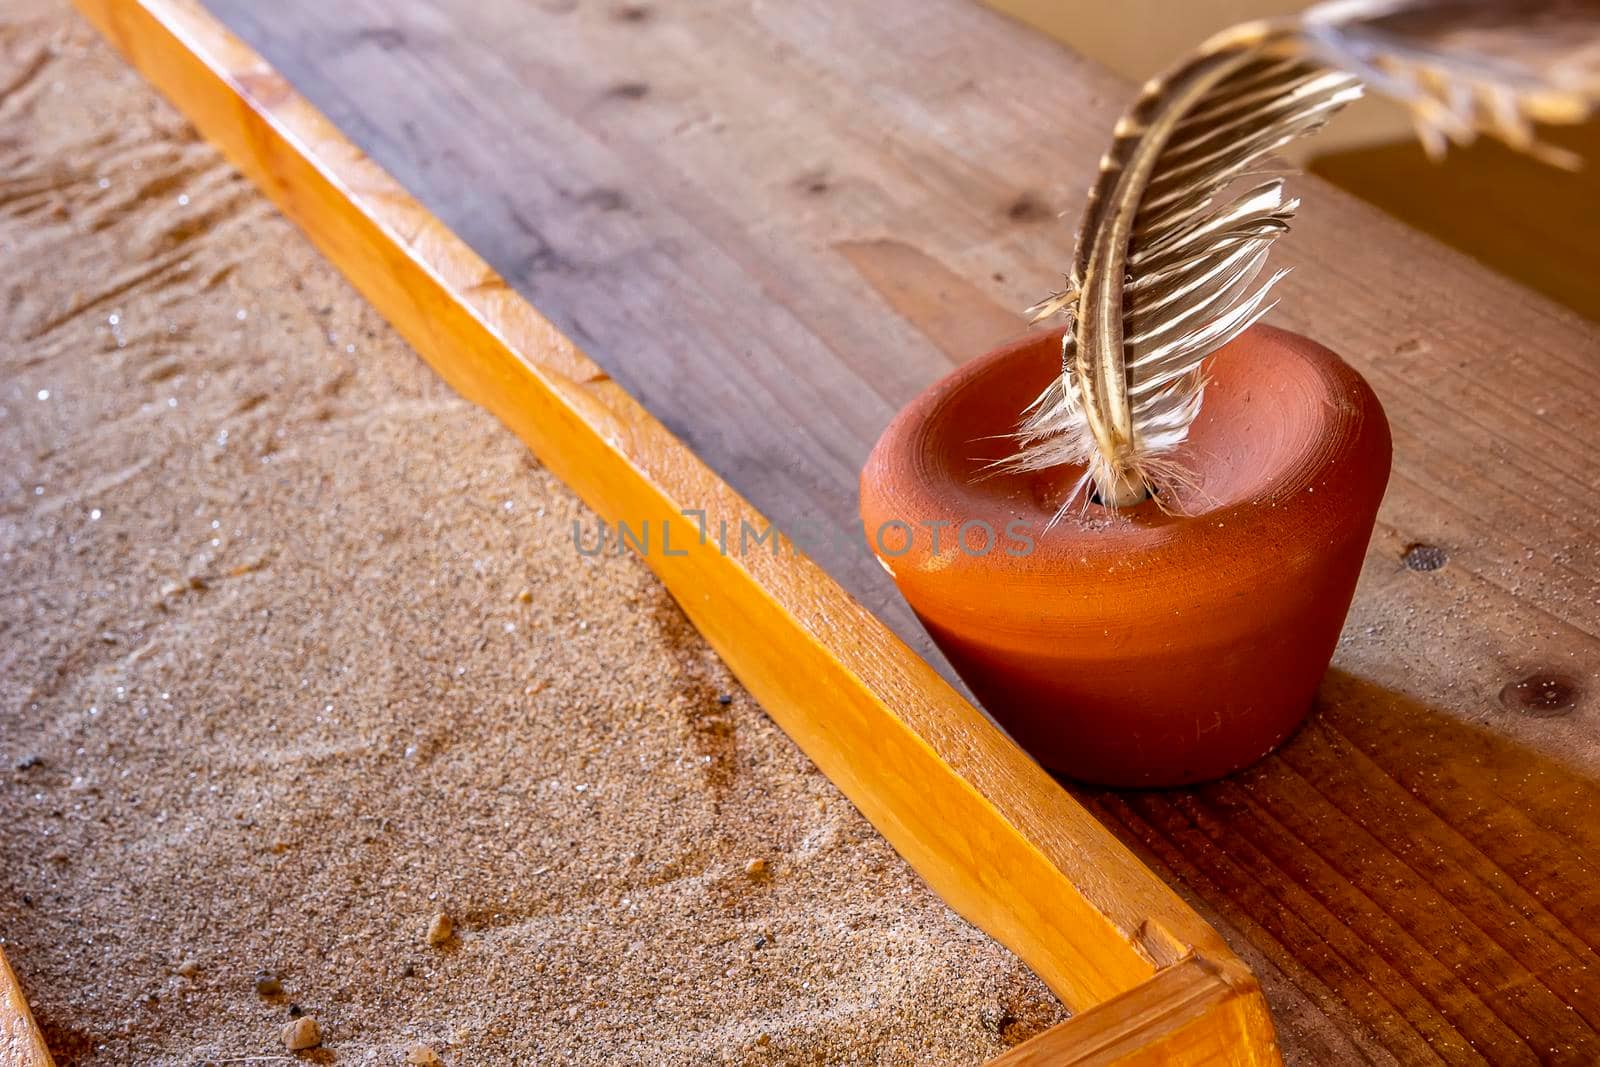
[860,325,1391,787]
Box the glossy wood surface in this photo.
[0,946,53,1067]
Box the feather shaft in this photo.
[1014,0,1600,514]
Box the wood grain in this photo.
[200,0,1101,681]
[0,946,53,1067]
[1079,669,1600,1065]
[70,3,1281,1065]
[85,0,1600,1062]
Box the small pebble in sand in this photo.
[426,912,453,946]
[281,1016,321,1051]
[744,858,768,878]
[515,588,533,604]
[254,972,283,996]
[717,693,733,705]
[405,1044,442,1065]
[175,960,200,978]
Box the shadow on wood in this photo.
[1080,668,1600,1064]
[67,3,1284,1064]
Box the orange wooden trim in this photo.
[989,956,1279,1066]
[71,0,1280,1060]
[0,946,54,1067]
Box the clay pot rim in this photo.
[862,325,1391,603]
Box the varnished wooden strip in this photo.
[69,4,1281,1064]
[989,955,1280,1066]
[0,946,53,1067]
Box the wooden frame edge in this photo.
[1,946,54,1067]
[68,1,1281,1062]
[990,956,1279,1066]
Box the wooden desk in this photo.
[76,0,1600,1062]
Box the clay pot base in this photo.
[860,325,1392,787]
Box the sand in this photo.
[0,3,1066,1063]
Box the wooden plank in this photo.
[991,956,1279,1067]
[81,0,1600,1061]
[190,0,1600,747]
[1079,668,1600,1064]
[68,6,1282,1065]
[198,0,1092,683]
[0,947,53,1067]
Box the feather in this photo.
[1012,0,1600,512]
